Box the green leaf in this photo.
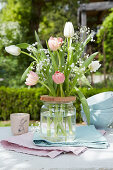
[73,33,94,60]
[35,31,43,49]
[80,74,92,88]
[68,74,80,96]
[83,33,92,48]
[59,50,65,68]
[46,71,56,96]
[75,87,90,125]
[21,62,34,81]
[46,41,58,71]
[34,32,47,59]
[16,43,30,49]
[81,52,99,69]
[73,43,81,63]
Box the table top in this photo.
[0,127,113,170]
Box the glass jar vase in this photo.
[40,96,76,142]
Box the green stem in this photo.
[54,104,67,138]
[47,117,51,136]
[65,69,69,95]
[47,42,58,71]
[39,81,55,96]
[67,38,70,64]
[57,51,62,70]
[68,76,78,96]
[65,104,72,134]
[60,104,67,140]
[57,123,67,136]
[67,117,72,134]
[47,104,52,136]
[54,105,58,137]
[65,37,72,94]
[67,37,72,64]
[21,51,37,62]
[58,104,67,137]
[85,68,90,73]
[60,84,64,97]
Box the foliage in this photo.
[0,86,48,120]
[0,55,20,87]
[0,21,24,50]
[0,121,10,127]
[0,0,32,87]
[0,0,31,43]
[1,0,31,28]
[97,8,113,73]
[0,20,28,87]
[0,53,30,87]
[0,86,113,122]
[38,0,79,41]
[93,77,113,89]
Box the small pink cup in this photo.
[10,113,30,135]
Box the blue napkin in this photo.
[33,125,109,149]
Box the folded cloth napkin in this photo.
[0,132,87,158]
[0,125,107,158]
[33,125,109,149]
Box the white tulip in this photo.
[64,22,74,38]
[88,61,101,72]
[5,45,21,56]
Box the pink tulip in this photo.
[25,71,39,86]
[52,71,65,84]
[57,37,63,45]
[48,37,63,51]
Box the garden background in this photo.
[0,0,113,125]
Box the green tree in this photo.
[38,0,80,41]
[1,0,31,27]
[0,21,23,50]
[0,54,24,87]
[0,0,32,87]
[97,8,113,73]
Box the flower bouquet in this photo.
[5,22,100,142]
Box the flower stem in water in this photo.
[47,104,52,136]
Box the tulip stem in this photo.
[65,38,71,93]
[60,84,64,97]
[38,81,55,96]
[57,51,62,70]
[67,38,70,64]
[21,51,37,62]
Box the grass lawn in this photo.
[0,121,11,127]
[0,121,85,127]
[0,120,38,127]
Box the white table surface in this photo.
[0,127,113,170]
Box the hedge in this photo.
[0,86,113,122]
[0,86,48,120]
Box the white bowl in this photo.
[81,107,113,129]
[86,91,113,110]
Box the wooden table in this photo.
[0,127,113,170]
